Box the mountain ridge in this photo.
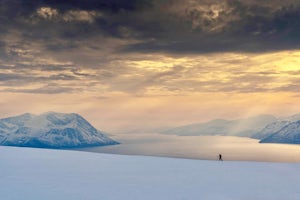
[260,120,300,144]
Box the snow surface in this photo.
[1,146,300,200]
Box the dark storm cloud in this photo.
[0,0,155,41]
[29,0,152,12]
[121,0,300,53]
[0,0,299,53]
[45,43,78,52]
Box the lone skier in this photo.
[219,154,223,161]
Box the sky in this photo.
[0,0,300,132]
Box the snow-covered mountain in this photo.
[0,112,119,148]
[161,115,276,137]
[260,120,300,144]
[253,114,300,139]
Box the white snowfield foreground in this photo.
[1,147,300,200]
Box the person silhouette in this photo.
[219,154,223,161]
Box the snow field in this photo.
[1,146,300,200]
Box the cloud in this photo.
[36,7,59,19]
[0,73,23,81]
[1,0,300,53]
[35,6,102,23]
[63,10,101,23]
[1,84,79,94]
[0,0,299,96]
[1,43,300,95]
[118,0,300,53]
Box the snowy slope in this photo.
[0,112,118,148]
[260,120,300,144]
[162,115,276,137]
[254,114,300,139]
[0,146,300,200]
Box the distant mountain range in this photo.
[160,114,300,145]
[161,115,276,138]
[2,112,300,147]
[0,112,119,148]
